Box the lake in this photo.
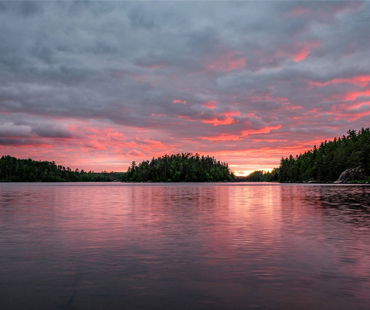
[1,183,370,310]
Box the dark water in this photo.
[1,183,370,310]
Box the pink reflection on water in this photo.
[1,183,370,309]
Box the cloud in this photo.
[1,1,370,173]
[173,99,187,105]
[206,51,246,72]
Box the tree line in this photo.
[243,128,370,183]
[0,155,125,182]
[4,128,368,183]
[236,170,278,182]
[277,128,370,182]
[124,153,235,182]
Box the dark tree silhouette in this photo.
[0,156,125,182]
[124,153,235,182]
[275,128,370,183]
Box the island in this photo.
[124,153,234,182]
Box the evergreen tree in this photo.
[0,156,125,182]
[276,128,370,183]
[124,153,235,182]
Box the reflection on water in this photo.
[1,183,370,310]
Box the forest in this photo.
[0,156,125,182]
[243,128,370,183]
[277,128,370,183]
[124,153,234,182]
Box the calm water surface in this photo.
[1,183,370,310]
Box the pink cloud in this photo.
[283,105,302,111]
[223,111,240,117]
[85,140,106,150]
[293,50,311,62]
[249,92,289,103]
[201,125,281,141]
[141,138,167,149]
[241,125,282,136]
[173,99,187,104]
[309,75,370,87]
[344,89,370,101]
[201,111,240,126]
[202,133,240,141]
[129,149,144,157]
[292,41,320,62]
[177,115,196,122]
[345,101,370,111]
[271,41,320,64]
[206,51,246,72]
[201,117,235,126]
[202,101,217,109]
[329,101,370,121]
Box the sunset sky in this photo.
[1,1,370,175]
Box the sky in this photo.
[1,1,370,175]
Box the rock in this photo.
[334,167,366,183]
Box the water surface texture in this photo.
[1,183,370,310]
